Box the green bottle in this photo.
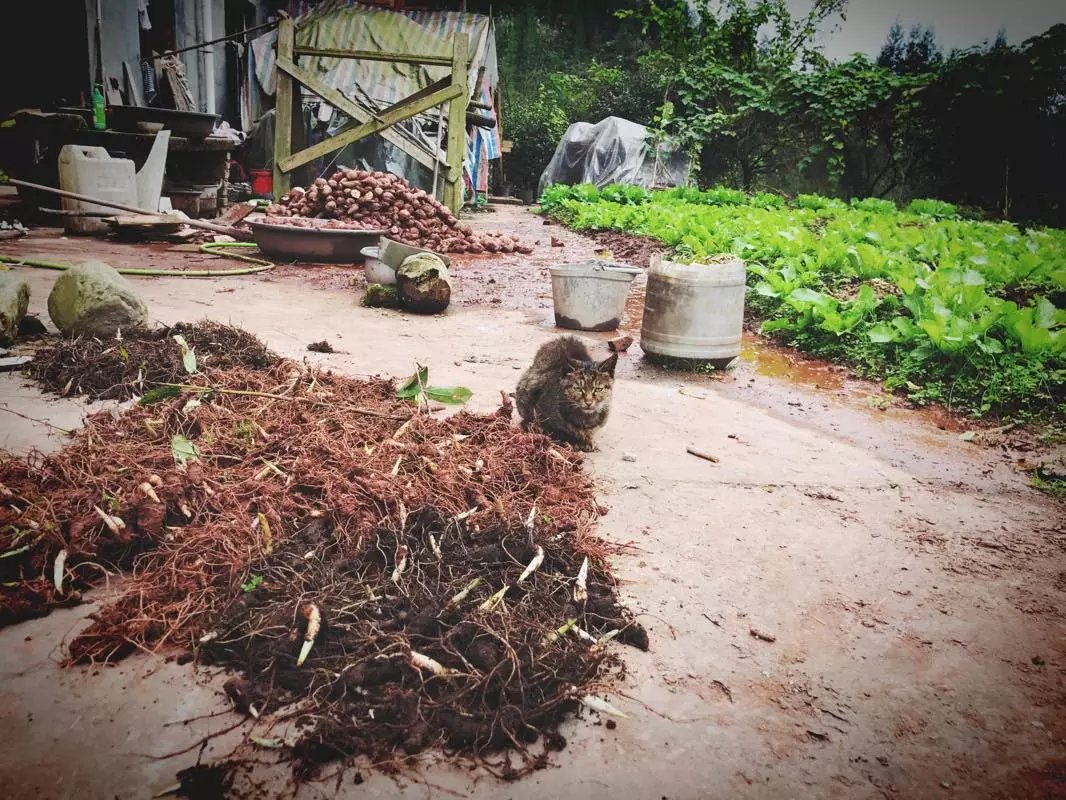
[92,84,106,130]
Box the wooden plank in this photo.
[273,17,296,200]
[276,56,446,172]
[442,33,468,216]
[293,46,452,67]
[278,76,464,173]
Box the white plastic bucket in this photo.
[549,262,642,331]
[640,255,747,365]
[361,246,396,285]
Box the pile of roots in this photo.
[28,322,278,401]
[0,326,645,778]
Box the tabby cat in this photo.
[515,336,618,451]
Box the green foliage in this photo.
[241,575,263,593]
[540,184,1066,418]
[170,434,200,465]
[396,366,473,406]
[906,198,958,219]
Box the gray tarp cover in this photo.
[538,116,691,195]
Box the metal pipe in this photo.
[150,20,277,60]
[201,0,216,115]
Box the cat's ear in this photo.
[597,353,618,376]
[565,357,585,373]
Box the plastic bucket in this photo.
[250,169,273,197]
[549,262,642,331]
[361,246,396,285]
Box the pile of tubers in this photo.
[264,169,532,255]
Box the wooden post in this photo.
[443,33,468,216]
[273,17,296,201]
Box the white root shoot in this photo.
[572,625,597,644]
[478,585,509,612]
[92,505,125,535]
[524,504,538,534]
[297,603,321,667]
[452,507,477,523]
[391,544,408,583]
[138,482,161,503]
[148,474,163,487]
[517,546,545,584]
[542,618,578,647]
[447,577,481,607]
[429,533,442,560]
[576,691,630,719]
[410,650,456,677]
[53,549,68,595]
[573,556,589,604]
[594,629,621,650]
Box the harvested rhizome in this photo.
[0,323,646,783]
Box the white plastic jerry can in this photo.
[57,145,138,235]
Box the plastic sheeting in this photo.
[538,117,691,195]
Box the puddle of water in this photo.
[738,335,845,391]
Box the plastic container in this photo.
[250,169,273,197]
[58,145,138,235]
[91,85,106,130]
[361,246,396,285]
[640,255,747,367]
[548,262,642,331]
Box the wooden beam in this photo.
[339,101,440,172]
[275,56,447,173]
[277,69,463,173]
[293,46,452,67]
[272,17,296,200]
[442,34,468,216]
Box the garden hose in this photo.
[0,241,275,277]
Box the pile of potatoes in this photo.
[263,169,532,255]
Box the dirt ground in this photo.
[0,205,1063,800]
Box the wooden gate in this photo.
[272,17,469,214]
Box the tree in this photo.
[625,0,849,188]
[878,21,943,75]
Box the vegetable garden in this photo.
[540,184,1066,421]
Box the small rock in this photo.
[0,273,30,346]
[1032,655,1045,666]
[1031,720,1045,729]
[608,335,634,353]
[550,236,564,247]
[621,453,637,462]
[47,261,148,336]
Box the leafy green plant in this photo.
[241,575,264,593]
[396,366,473,407]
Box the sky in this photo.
[795,0,1065,59]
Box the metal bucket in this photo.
[549,262,642,331]
[640,255,747,366]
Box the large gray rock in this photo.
[0,272,30,346]
[47,261,149,336]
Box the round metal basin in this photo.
[249,221,387,264]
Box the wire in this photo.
[0,242,275,277]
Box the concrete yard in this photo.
[0,207,1063,800]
